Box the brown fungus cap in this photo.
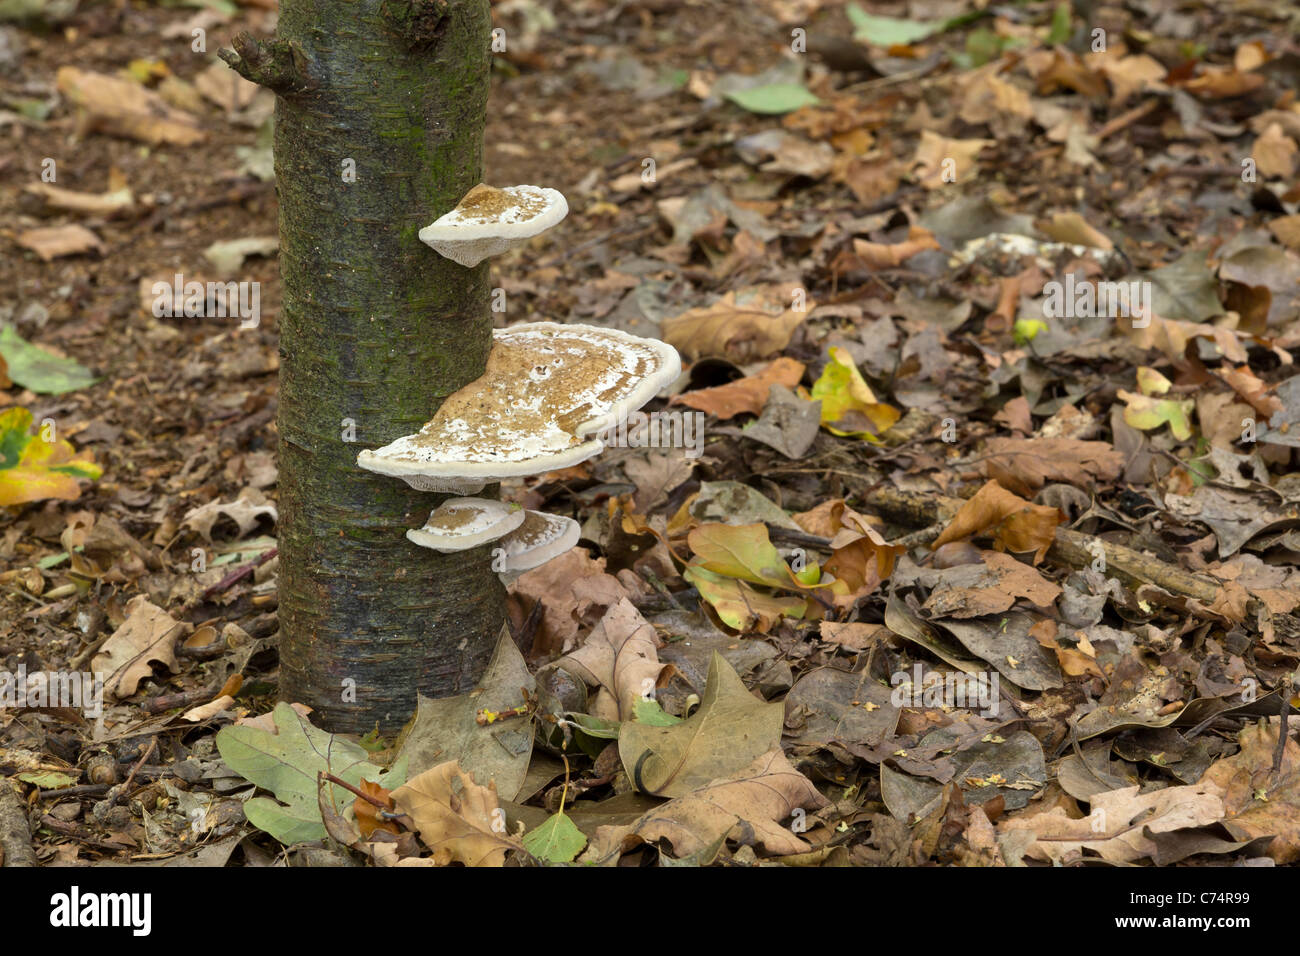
[357,322,681,490]
[418,184,568,268]
[406,497,525,552]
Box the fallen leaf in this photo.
[0,406,102,506]
[91,595,184,699]
[618,651,784,798]
[672,357,805,420]
[390,762,520,866]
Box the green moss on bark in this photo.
[268,0,503,732]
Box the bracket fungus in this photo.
[357,322,681,491]
[405,497,525,552]
[406,505,579,580]
[418,184,569,268]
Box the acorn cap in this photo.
[406,497,525,552]
[498,510,580,576]
[357,322,681,491]
[418,184,568,268]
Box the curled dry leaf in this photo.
[553,598,668,722]
[931,480,1063,563]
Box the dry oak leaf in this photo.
[931,480,1063,564]
[662,285,814,362]
[583,749,830,863]
[671,356,806,420]
[998,783,1225,864]
[1200,721,1300,864]
[55,67,207,146]
[389,761,521,867]
[91,595,185,699]
[554,598,669,722]
[979,437,1124,496]
[181,488,277,542]
[844,227,941,270]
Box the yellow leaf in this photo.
[0,407,102,507]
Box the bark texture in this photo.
[227,0,504,731]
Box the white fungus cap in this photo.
[357,322,681,491]
[497,510,580,579]
[406,497,526,552]
[418,184,569,268]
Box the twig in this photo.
[0,783,37,867]
[197,547,279,604]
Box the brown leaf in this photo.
[671,357,805,420]
[553,599,668,721]
[16,225,104,262]
[507,548,632,655]
[998,782,1225,864]
[979,437,1124,496]
[662,286,813,362]
[56,67,207,146]
[583,749,829,862]
[1200,722,1300,863]
[91,595,184,699]
[931,481,1063,563]
[390,762,520,866]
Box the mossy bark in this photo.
[225,0,503,732]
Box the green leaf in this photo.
[19,771,78,789]
[847,4,945,45]
[725,83,820,115]
[216,702,390,845]
[1046,1,1072,45]
[0,325,97,394]
[522,810,587,863]
[632,698,682,726]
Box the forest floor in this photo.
[2,0,1300,868]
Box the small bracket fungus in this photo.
[406,497,525,552]
[496,510,580,579]
[418,184,569,268]
[357,322,681,490]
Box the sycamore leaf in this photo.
[618,652,784,798]
[0,407,102,507]
[806,347,900,440]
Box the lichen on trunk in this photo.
[227,0,504,732]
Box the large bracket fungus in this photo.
[357,322,682,492]
[358,320,680,580]
[418,184,569,268]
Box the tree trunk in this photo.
[223,0,504,732]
